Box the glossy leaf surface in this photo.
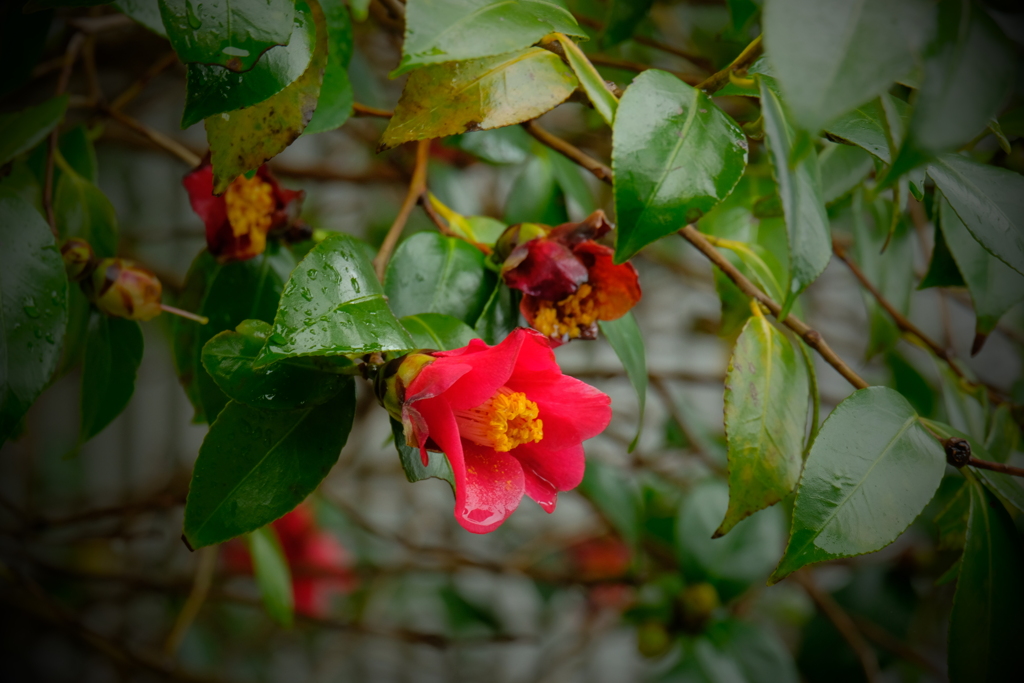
[181,1,316,129]
[395,0,583,76]
[158,0,295,71]
[379,48,578,152]
[400,314,479,350]
[598,312,646,452]
[114,0,167,36]
[206,0,328,193]
[183,387,355,548]
[473,281,519,345]
[554,35,617,127]
[384,232,492,325]
[613,70,747,262]
[0,192,69,443]
[0,95,68,167]
[256,233,414,366]
[304,0,354,134]
[390,417,455,489]
[824,96,908,164]
[80,313,144,442]
[718,312,808,537]
[771,387,945,583]
[247,525,295,627]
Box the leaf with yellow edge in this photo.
[206,0,328,193]
[378,47,578,152]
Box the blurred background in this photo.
[2,1,1023,682]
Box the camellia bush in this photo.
[2,0,1023,681]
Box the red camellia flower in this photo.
[182,161,305,263]
[387,328,612,534]
[223,504,357,617]
[499,210,641,342]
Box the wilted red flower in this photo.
[182,162,305,263]
[499,210,641,342]
[387,328,612,534]
[223,504,357,617]
[86,257,163,321]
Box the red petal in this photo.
[522,466,559,512]
[404,361,472,403]
[573,241,641,321]
[410,331,524,412]
[513,441,585,497]
[502,238,588,301]
[508,373,612,447]
[547,209,613,246]
[182,162,228,237]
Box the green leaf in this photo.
[819,143,873,205]
[548,146,596,215]
[759,80,830,312]
[247,524,295,627]
[613,69,748,262]
[205,0,328,193]
[708,620,800,683]
[202,319,350,411]
[555,35,618,127]
[0,191,68,443]
[928,153,1024,277]
[473,281,519,345]
[937,193,1024,339]
[824,97,909,164]
[770,387,945,583]
[256,233,414,366]
[0,95,68,167]
[884,351,935,418]
[390,417,455,489]
[598,312,646,452]
[890,0,1016,178]
[379,47,578,153]
[384,232,493,325]
[348,0,369,21]
[504,150,568,226]
[304,0,354,134]
[762,0,929,133]
[718,312,808,537]
[113,0,167,36]
[182,0,317,129]
[677,479,786,600]
[934,477,969,551]
[394,0,584,76]
[400,313,479,350]
[173,247,297,423]
[919,220,965,289]
[158,0,295,72]
[578,459,642,549]
[183,387,355,548]
[984,404,1018,465]
[54,167,118,258]
[948,479,1024,683]
[600,0,654,48]
[80,313,144,442]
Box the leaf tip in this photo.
[181,533,195,553]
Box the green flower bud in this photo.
[87,258,163,321]
[60,238,95,282]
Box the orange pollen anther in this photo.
[225,174,275,238]
[533,283,599,340]
[454,386,544,452]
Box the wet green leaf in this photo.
[173,247,297,423]
[202,319,350,411]
[928,153,1024,277]
[183,386,355,548]
[763,0,929,132]
[0,95,68,167]
[304,0,354,134]
[113,0,167,36]
[80,313,144,442]
[247,524,294,627]
[760,79,830,312]
[390,417,455,489]
[824,96,909,164]
[182,1,317,129]
[384,232,492,325]
[599,312,646,452]
[379,48,578,152]
[158,0,295,71]
[400,313,479,350]
[948,479,1024,683]
[555,35,617,127]
[718,311,808,537]
[394,0,583,76]
[0,191,68,444]
[613,70,747,262]
[770,387,945,583]
[54,167,118,258]
[473,280,519,345]
[256,233,414,366]
[205,0,328,193]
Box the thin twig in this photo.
[522,121,612,182]
[103,106,201,167]
[572,14,713,72]
[353,102,394,118]
[372,139,430,280]
[163,546,219,657]
[586,54,701,84]
[110,51,179,112]
[694,35,763,95]
[649,376,724,474]
[969,458,1024,478]
[793,571,880,683]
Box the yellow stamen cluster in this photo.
[454,386,543,452]
[532,283,599,340]
[225,174,275,238]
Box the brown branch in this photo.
[372,139,430,280]
[649,376,725,474]
[102,106,201,167]
[44,32,86,234]
[792,572,880,683]
[418,193,456,236]
[110,51,179,112]
[522,121,612,183]
[572,15,713,72]
[353,102,394,119]
[969,457,1024,478]
[694,35,763,95]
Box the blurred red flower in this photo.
[393,328,612,534]
[183,162,305,263]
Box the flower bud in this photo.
[373,352,437,427]
[677,582,719,632]
[88,258,163,321]
[492,222,550,265]
[60,238,95,282]
[636,621,672,658]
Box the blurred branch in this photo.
[373,139,430,280]
[352,102,394,118]
[110,52,180,112]
[968,458,1024,478]
[102,106,201,167]
[694,35,763,94]
[650,376,725,475]
[586,54,701,85]
[572,14,713,72]
[851,615,944,678]
[45,32,86,234]
[522,121,612,182]
[163,546,219,657]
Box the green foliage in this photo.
[304,0,354,134]
[400,313,480,350]
[0,192,68,444]
[0,96,68,167]
[391,417,455,490]
[80,313,144,442]
[473,281,519,345]
[247,524,295,627]
[598,312,647,451]
[578,459,642,550]
[599,0,655,48]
